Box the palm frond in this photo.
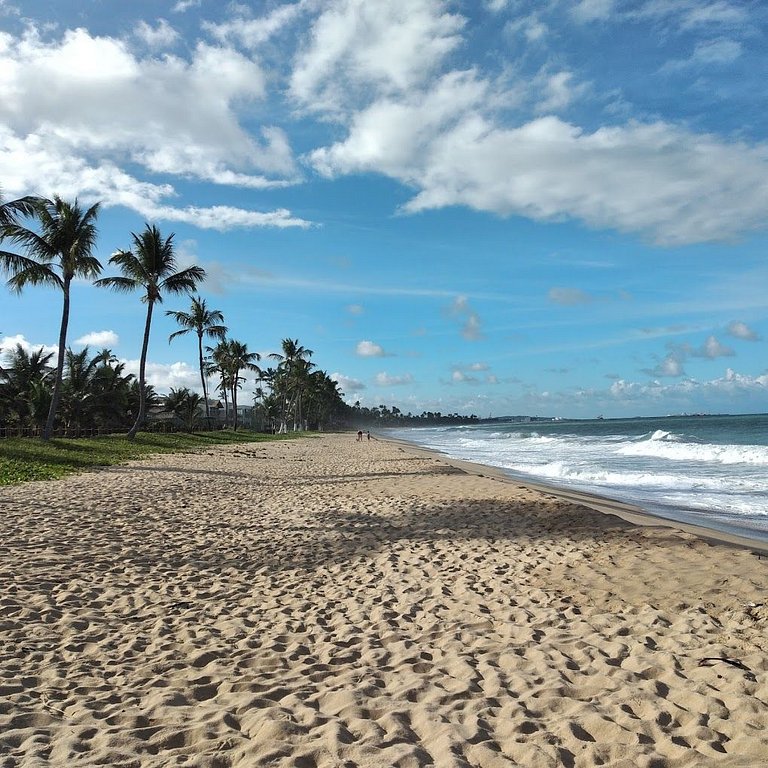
[94,275,140,294]
[162,266,206,296]
[6,263,62,293]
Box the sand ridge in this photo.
[0,433,766,767]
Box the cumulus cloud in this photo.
[645,352,686,378]
[74,330,119,348]
[535,70,588,113]
[0,25,308,229]
[356,340,386,357]
[645,333,735,377]
[691,335,734,359]
[374,371,414,386]
[309,64,768,245]
[120,359,205,392]
[0,334,58,364]
[290,0,465,113]
[446,295,484,341]
[727,321,761,341]
[134,19,179,49]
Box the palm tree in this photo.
[96,224,205,439]
[2,197,102,439]
[225,339,261,431]
[0,343,54,431]
[166,295,226,425]
[164,387,203,431]
[268,338,313,432]
[205,340,233,427]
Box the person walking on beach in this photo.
[366,431,371,441]
[357,430,363,442]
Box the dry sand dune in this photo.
[1,433,766,767]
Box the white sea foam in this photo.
[389,416,768,541]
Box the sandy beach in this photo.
[1,432,766,767]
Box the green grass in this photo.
[0,431,298,486]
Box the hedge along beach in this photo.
[1,433,766,767]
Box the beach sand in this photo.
[1,432,766,767]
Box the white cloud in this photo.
[74,330,119,348]
[331,371,366,393]
[0,26,307,227]
[172,0,201,13]
[647,353,686,378]
[134,19,179,49]
[290,0,465,113]
[204,3,307,49]
[695,335,734,359]
[611,367,768,406]
[121,359,203,393]
[727,321,760,341]
[375,371,414,386]
[0,127,310,231]
[356,340,386,357]
[504,14,548,42]
[536,70,588,113]
[308,40,768,247]
[347,304,364,315]
[571,0,617,23]
[0,334,58,364]
[446,295,484,341]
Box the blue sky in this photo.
[1,0,767,418]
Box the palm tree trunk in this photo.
[127,300,154,440]
[232,372,239,431]
[197,331,209,424]
[43,280,71,440]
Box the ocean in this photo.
[387,413,768,544]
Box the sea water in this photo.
[387,413,768,544]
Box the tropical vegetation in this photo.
[1,188,525,442]
[1,188,351,439]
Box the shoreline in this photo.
[379,431,768,557]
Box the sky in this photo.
[1,0,767,419]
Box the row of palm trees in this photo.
[1,189,350,437]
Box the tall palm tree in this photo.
[166,295,226,424]
[205,339,233,427]
[96,224,205,439]
[2,197,102,439]
[268,338,313,433]
[225,339,261,431]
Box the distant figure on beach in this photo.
[357,430,363,442]
[366,431,371,441]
